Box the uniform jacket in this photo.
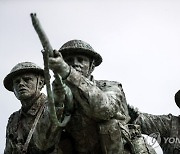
[135,113,180,154]
[4,93,62,154]
[64,67,130,154]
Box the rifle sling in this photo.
[22,103,45,153]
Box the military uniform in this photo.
[131,90,180,154]
[135,113,180,154]
[4,93,65,154]
[55,39,156,154]
[63,66,130,154]
[3,62,67,154]
[63,67,156,154]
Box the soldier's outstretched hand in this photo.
[49,50,70,79]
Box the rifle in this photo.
[30,13,71,127]
[19,13,72,154]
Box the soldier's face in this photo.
[64,54,91,77]
[13,73,39,101]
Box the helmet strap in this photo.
[34,75,41,98]
[87,59,95,78]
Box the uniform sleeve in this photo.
[135,113,172,137]
[4,115,14,154]
[4,137,13,154]
[66,67,128,121]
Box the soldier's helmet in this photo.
[3,62,44,92]
[59,39,102,66]
[175,90,180,108]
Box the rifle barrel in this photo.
[30,13,54,57]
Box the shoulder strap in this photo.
[21,103,45,153]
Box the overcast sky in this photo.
[1,0,180,153]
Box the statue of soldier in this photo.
[3,62,73,154]
[49,39,156,154]
[128,90,180,154]
[48,39,129,153]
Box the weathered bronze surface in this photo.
[128,90,180,154]
[4,14,158,154]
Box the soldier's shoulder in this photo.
[95,80,123,91]
[9,110,20,118]
[7,110,21,126]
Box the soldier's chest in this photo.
[66,109,100,151]
[67,108,98,131]
[5,115,35,153]
[10,115,35,143]
[20,116,35,136]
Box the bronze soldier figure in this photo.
[3,62,73,154]
[29,14,155,153]
[49,39,155,154]
[128,90,180,154]
[49,39,130,153]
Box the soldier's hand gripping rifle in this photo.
[30,13,72,128]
